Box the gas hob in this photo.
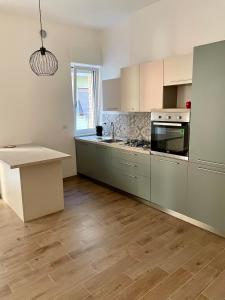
[124,139,151,150]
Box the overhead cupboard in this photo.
[120,61,164,112]
[163,54,193,86]
[121,65,140,112]
[102,53,193,112]
[140,60,164,112]
[102,78,121,111]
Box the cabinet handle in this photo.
[198,167,225,176]
[170,79,192,83]
[153,122,182,127]
[120,162,137,167]
[124,174,137,179]
[96,145,108,150]
[129,153,137,156]
[159,159,180,165]
[121,152,137,156]
[197,159,225,167]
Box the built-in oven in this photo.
[151,111,190,160]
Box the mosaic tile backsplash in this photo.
[102,112,151,141]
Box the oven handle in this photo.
[152,122,182,127]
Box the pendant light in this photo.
[29,0,58,76]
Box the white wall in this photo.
[0,12,101,177]
[102,0,225,79]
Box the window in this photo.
[71,64,102,136]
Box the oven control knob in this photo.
[167,116,171,120]
[177,116,182,120]
[158,115,162,119]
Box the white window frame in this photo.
[71,63,102,137]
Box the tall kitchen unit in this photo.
[187,40,225,233]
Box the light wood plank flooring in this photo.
[0,175,225,300]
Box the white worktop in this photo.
[0,144,71,169]
[75,136,150,155]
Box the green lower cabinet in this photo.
[76,141,225,232]
[93,145,112,184]
[76,141,112,185]
[76,141,151,201]
[187,163,225,232]
[151,155,188,214]
[75,141,96,177]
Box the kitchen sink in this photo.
[100,139,123,144]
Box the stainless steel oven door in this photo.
[151,121,189,157]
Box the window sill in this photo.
[75,129,96,137]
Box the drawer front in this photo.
[112,157,150,177]
[111,168,150,201]
[112,148,150,165]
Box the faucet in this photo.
[111,122,115,141]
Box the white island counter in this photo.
[0,144,71,222]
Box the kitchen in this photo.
[76,44,225,234]
[1,0,225,299]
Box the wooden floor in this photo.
[0,176,225,300]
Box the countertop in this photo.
[75,136,150,155]
[0,144,71,169]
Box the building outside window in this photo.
[71,63,102,136]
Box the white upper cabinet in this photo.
[164,54,193,86]
[140,60,164,111]
[119,54,192,112]
[102,78,121,111]
[121,65,140,112]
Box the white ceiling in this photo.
[0,0,159,29]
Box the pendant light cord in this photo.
[29,0,58,76]
[39,0,44,48]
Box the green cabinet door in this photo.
[151,155,188,214]
[75,141,96,177]
[190,40,225,167]
[76,141,112,184]
[187,163,225,232]
[93,144,112,184]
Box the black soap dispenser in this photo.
[96,125,103,136]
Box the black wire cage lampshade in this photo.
[29,0,58,76]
